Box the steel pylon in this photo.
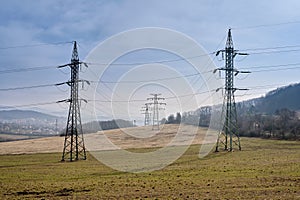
[141,103,151,126]
[215,29,246,152]
[147,94,166,130]
[61,41,86,161]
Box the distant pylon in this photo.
[59,41,89,161]
[147,94,166,130]
[141,103,151,126]
[215,29,250,152]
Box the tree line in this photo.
[163,106,300,140]
[161,106,212,127]
[60,119,135,136]
[238,108,300,140]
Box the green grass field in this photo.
[0,137,299,199]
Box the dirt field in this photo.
[0,124,210,155]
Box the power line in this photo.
[240,62,300,70]
[88,99,147,103]
[165,90,214,100]
[1,63,299,92]
[0,83,61,91]
[232,20,300,30]
[86,52,216,67]
[177,33,228,106]
[0,83,289,111]
[1,43,300,75]
[0,65,58,74]
[0,41,73,50]
[238,62,300,73]
[87,89,214,103]
[240,44,300,52]
[2,101,58,108]
[251,66,300,73]
[86,40,222,107]
[84,44,300,66]
[1,81,290,108]
[0,80,89,91]
[248,83,287,89]
[0,62,88,75]
[248,48,300,55]
[90,71,212,84]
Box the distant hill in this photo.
[0,110,61,121]
[239,83,300,114]
[180,83,300,127]
[0,110,66,142]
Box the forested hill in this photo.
[240,83,300,114]
[178,83,300,128]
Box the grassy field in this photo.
[0,137,299,199]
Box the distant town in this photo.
[0,118,64,136]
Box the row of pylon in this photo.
[60,29,247,162]
[141,94,166,130]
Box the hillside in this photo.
[0,124,208,155]
[240,83,300,114]
[0,109,62,121]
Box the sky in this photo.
[1,0,300,123]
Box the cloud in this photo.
[1,0,300,114]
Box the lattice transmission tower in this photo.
[141,103,151,126]
[215,29,250,152]
[147,94,166,130]
[59,41,89,161]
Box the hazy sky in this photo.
[1,0,300,122]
